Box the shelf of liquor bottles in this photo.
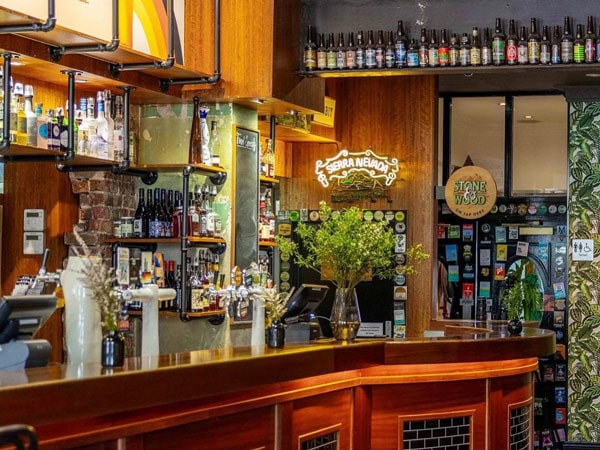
[0,144,119,165]
[107,237,226,246]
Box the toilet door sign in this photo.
[572,239,594,261]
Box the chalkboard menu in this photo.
[234,126,259,269]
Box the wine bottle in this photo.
[149,188,162,238]
[188,96,201,164]
[303,25,317,71]
[133,188,146,238]
[208,120,220,167]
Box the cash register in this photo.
[282,284,329,342]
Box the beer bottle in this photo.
[561,17,574,64]
[492,18,506,66]
[316,33,327,70]
[449,33,459,67]
[418,28,428,67]
[428,29,439,67]
[375,30,385,68]
[506,19,518,65]
[540,25,551,64]
[470,27,481,66]
[459,32,471,66]
[574,23,585,64]
[395,20,409,68]
[385,31,396,68]
[527,18,541,64]
[517,26,528,64]
[356,31,366,69]
[407,39,420,67]
[551,25,562,64]
[303,26,317,71]
[346,32,357,69]
[326,33,336,69]
[439,28,450,67]
[336,32,347,69]
[365,30,377,69]
[481,27,492,65]
[584,16,596,63]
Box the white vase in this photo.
[61,256,102,365]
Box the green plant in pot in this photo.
[277,201,429,341]
[500,259,543,336]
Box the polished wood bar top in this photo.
[0,325,554,426]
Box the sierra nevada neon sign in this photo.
[315,149,399,188]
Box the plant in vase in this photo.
[500,259,543,336]
[277,201,429,341]
[73,228,124,366]
[252,286,293,348]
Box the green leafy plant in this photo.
[277,201,429,292]
[252,286,293,324]
[500,260,543,322]
[73,227,121,332]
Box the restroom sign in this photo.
[572,239,594,261]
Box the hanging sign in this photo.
[445,165,497,219]
[316,149,399,188]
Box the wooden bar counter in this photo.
[0,325,554,450]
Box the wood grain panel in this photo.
[281,76,438,337]
[370,380,487,450]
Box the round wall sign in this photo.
[444,165,498,220]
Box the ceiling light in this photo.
[498,102,506,106]
[524,115,533,120]
[75,79,89,83]
[10,60,23,66]
[585,73,600,78]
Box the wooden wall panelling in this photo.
[370,380,487,450]
[281,76,438,337]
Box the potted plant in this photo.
[501,259,543,336]
[277,201,429,341]
[252,286,293,348]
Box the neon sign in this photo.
[315,149,399,188]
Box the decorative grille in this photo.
[300,431,339,450]
[402,415,471,450]
[510,405,531,450]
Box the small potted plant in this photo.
[501,260,543,336]
[253,286,293,348]
[277,201,429,341]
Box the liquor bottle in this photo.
[9,80,20,143]
[527,17,541,64]
[22,85,37,146]
[166,260,177,309]
[188,97,201,164]
[86,96,98,156]
[198,187,208,237]
[112,95,124,162]
[418,28,428,67]
[428,29,439,67]
[199,106,211,165]
[96,91,109,159]
[77,98,88,155]
[574,23,585,64]
[204,185,216,238]
[492,18,506,66]
[439,29,449,66]
[316,33,327,70]
[561,17,574,64]
[395,20,409,67]
[104,90,115,159]
[265,137,275,177]
[459,33,471,66]
[585,16,596,63]
[189,257,203,312]
[481,27,492,65]
[172,191,183,238]
[15,84,26,145]
[210,185,221,237]
[60,101,78,152]
[406,39,419,67]
[35,103,47,149]
[336,32,347,69]
[365,30,377,69]
[517,26,528,64]
[356,30,366,69]
[303,25,317,71]
[346,32,357,69]
[470,27,481,66]
[133,188,146,238]
[375,30,385,68]
[449,33,459,66]
[47,109,60,151]
[551,25,562,64]
[208,120,220,167]
[326,33,336,69]
[149,188,162,238]
[385,31,395,68]
[540,25,551,64]
[506,19,518,65]
[188,193,200,237]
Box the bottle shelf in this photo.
[132,163,227,177]
[257,120,336,144]
[259,240,277,247]
[0,144,118,166]
[107,237,226,246]
[259,175,279,184]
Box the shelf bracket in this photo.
[109,0,175,77]
[179,167,192,320]
[0,0,56,34]
[49,0,120,62]
[1,69,79,163]
[159,0,221,92]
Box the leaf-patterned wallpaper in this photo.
[568,102,600,442]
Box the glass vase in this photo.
[101,330,125,367]
[330,288,361,341]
